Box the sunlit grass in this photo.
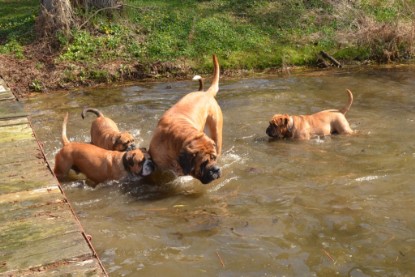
[1,0,414,71]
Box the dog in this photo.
[266,89,354,140]
[193,75,204,91]
[81,108,136,151]
[54,113,154,186]
[148,55,222,184]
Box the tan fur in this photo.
[54,113,153,186]
[266,89,354,140]
[148,55,222,184]
[81,108,135,151]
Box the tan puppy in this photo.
[266,89,354,140]
[54,113,154,186]
[149,55,222,184]
[81,108,135,151]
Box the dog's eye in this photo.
[210,154,216,161]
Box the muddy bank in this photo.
[1,42,414,100]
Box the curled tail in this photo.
[61,113,70,146]
[339,89,353,115]
[81,108,103,119]
[206,54,220,97]
[192,75,204,91]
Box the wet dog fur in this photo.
[266,89,354,140]
[148,55,222,184]
[81,108,135,151]
[54,113,154,186]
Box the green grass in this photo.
[1,0,414,83]
[0,0,38,57]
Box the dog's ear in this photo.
[283,118,289,126]
[178,150,196,175]
[126,152,136,167]
[113,135,122,146]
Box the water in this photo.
[23,67,415,276]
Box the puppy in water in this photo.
[266,89,354,140]
[81,108,135,151]
[54,113,154,186]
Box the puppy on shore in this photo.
[81,108,136,151]
[54,113,154,186]
[266,89,354,140]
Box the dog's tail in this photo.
[81,108,103,119]
[61,113,70,146]
[206,54,220,97]
[193,75,204,91]
[339,89,353,115]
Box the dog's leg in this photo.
[53,152,72,180]
[206,109,223,155]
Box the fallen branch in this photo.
[216,251,225,268]
[322,248,336,264]
[79,4,123,30]
[320,51,342,68]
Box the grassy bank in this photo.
[0,0,414,96]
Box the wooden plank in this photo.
[0,94,15,101]
[0,154,45,166]
[1,161,50,176]
[0,232,92,274]
[0,186,64,214]
[0,170,52,185]
[0,101,27,119]
[0,78,107,275]
[0,138,39,151]
[0,117,29,127]
[5,258,105,276]
[0,83,14,101]
[0,204,81,250]
[0,178,59,195]
[0,144,43,164]
[0,124,33,143]
[0,185,93,274]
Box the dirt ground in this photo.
[0,41,66,99]
[0,40,189,100]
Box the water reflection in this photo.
[24,67,415,276]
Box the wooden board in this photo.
[0,78,107,276]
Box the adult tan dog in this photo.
[54,113,154,186]
[81,108,136,151]
[266,89,354,140]
[148,55,222,184]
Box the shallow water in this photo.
[24,67,415,276]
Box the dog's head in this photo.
[113,132,136,151]
[266,114,293,139]
[178,134,221,184]
[123,148,154,177]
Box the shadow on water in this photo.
[23,67,415,276]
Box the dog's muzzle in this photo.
[266,125,276,137]
[200,165,221,184]
[126,144,136,151]
[141,159,155,177]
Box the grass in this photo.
[0,0,414,93]
[0,0,38,57]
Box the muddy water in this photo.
[24,67,415,276]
